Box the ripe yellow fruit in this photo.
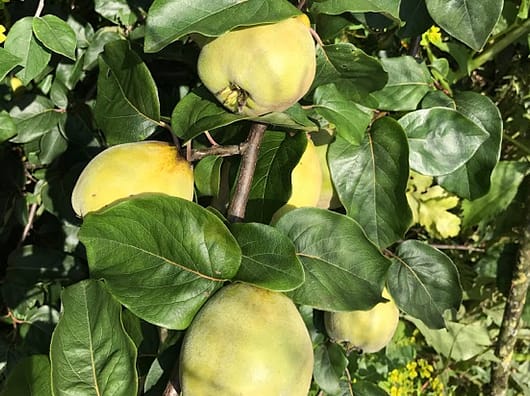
[71,141,194,216]
[271,137,323,223]
[179,283,314,396]
[324,288,400,353]
[197,14,316,117]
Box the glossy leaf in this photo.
[32,15,77,60]
[194,155,223,197]
[310,0,401,20]
[95,40,160,145]
[437,91,503,199]
[399,0,433,37]
[4,17,51,85]
[387,240,462,329]
[275,208,390,311]
[329,117,412,248]
[83,28,124,71]
[399,107,490,176]
[245,131,306,223]
[145,0,299,52]
[426,0,503,50]
[371,56,433,111]
[0,111,16,143]
[231,222,304,291]
[313,343,348,395]
[0,48,21,82]
[50,280,137,396]
[0,355,51,396]
[79,194,241,329]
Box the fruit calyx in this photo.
[217,82,255,114]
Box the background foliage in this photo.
[0,0,529,395]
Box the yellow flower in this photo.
[0,25,6,43]
[420,26,443,47]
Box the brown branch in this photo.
[189,143,248,162]
[227,122,267,222]
[17,203,38,248]
[490,190,530,396]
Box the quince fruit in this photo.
[71,141,194,216]
[197,14,316,117]
[179,283,314,396]
[324,287,400,353]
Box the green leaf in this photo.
[461,161,530,229]
[425,0,503,51]
[95,0,138,26]
[9,95,65,144]
[437,91,503,200]
[95,40,160,145]
[399,107,490,176]
[0,48,22,82]
[0,111,17,143]
[50,279,137,396]
[38,126,69,165]
[371,56,433,111]
[194,155,223,197]
[312,84,373,145]
[0,355,51,396]
[388,240,462,329]
[83,28,124,71]
[144,0,299,52]
[310,0,401,20]
[275,208,390,311]
[32,15,77,60]
[329,117,412,248]
[313,343,348,395]
[79,194,241,329]
[231,222,304,292]
[408,316,492,361]
[311,44,388,100]
[398,0,433,38]
[245,131,306,223]
[3,17,51,85]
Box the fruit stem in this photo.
[227,122,267,222]
[190,142,248,161]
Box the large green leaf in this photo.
[0,111,17,143]
[0,48,21,83]
[329,117,411,248]
[32,15,77,60]
[145,0,299,52]
[425,0,503,51]
[311,44,387,101]
[0,355,51,396]
[437,91,503,200]
[399,107,490,176]
[245,131,306,223]
[4,17,51,85]
[387,241,462,329]
[312,84,373,145]
[50,280,137,396]
[95,40,160,145]
[310,0,401,20]
[313,343,348,395]
[231,222,304,292]
[79,194,241,329]
[275,208,390,311]
[371,56,433,111]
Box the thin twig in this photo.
[34,0,45,17]
[18,203,38,248]
[227,122,267,222]
[430,243,485,253]
[189,143,247,162]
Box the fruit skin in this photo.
[71,141,194,216]
[324,288,400,353]
[271,136,323,223]
[179,283,314,396]
[197,14,316,117]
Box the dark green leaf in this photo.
[231,222,304,291]
[437,91,503,199]
[399,107,490,176]
[32,15,77,60]
[79,194,241,329]
[194,155,223,197]
[145,0,299,52]
[9,95,65,144]
[0,48,21,82]
[4,17,51,85]
[0,111,17,143]
[310,0,401,20]
[50,78,69,109]
[83,28,124,71]
[50,280,137,396]
[329,117,412,248]
[0,355,51,396]
[18,306,60,355]
[95,40,160,145]
[351,381,390,396]
[425,0,503,50]
[95,0,138,26]
[371,56,433,111]
[398,0,433,38]
[245,131,306,223]
[388,240,462,329]
[38,126,68,164]
[313,343,348,395]
[275,208,390,311]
